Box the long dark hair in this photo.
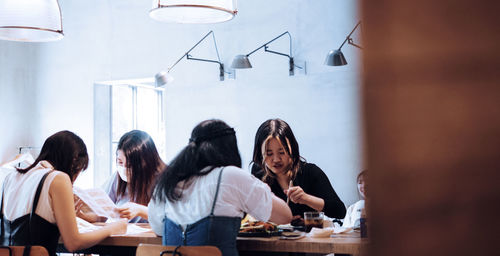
[154,119,242,202]
[117,130,166,205]
[17,130,88,182]
[251,118,302,184]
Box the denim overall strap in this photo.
[209,167,225,216]
[163,167,241,256]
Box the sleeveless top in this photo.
[1,162,59,224]
[163,168,242,256]
[1,170,60,256]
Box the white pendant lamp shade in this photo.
[150,0,237,24]
[0,0,63,42]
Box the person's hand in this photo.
[116,202,146,220]
[74,197,100,223]
[105,219,127,235]
[285,186,309,205]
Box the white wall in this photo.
[0,42,38,162]
[0,0,363,205]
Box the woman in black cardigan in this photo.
[251,119,346,224]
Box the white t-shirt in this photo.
[148,166,273,235]
[342,199,365,228]
[1,161,61,224]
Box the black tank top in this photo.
[1,171,60,256]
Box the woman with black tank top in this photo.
[0,131,126,255]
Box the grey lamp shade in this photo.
[155,71,174,87]
[324,49,348,66]
[231,55,252,69]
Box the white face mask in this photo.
[117,165,128,182]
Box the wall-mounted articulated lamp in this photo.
[0,0,64,42]
[150,0,237,24]
[155,30,229,87]
[231,31,304,76]
[325,21,363,66]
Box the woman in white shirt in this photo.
[342,170,366,228]
[149,119,292,256]
[1,131,126,256]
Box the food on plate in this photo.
[239,220,278,233]
[291,217,304,227]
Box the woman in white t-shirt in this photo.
[148,119,292,256]
[0,131,126,256]
[342,170,366,228]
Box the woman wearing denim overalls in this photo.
[148,119,292,256]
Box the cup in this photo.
[304,211,324,232]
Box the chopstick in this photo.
[286,179,293,205]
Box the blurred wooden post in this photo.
[361,1,500,255]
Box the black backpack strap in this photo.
[26,171,54,253]
[209,167,225,216]
[30,171,53,220]
[1,177,8,239]
[22,245,31,256]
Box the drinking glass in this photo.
[304,211,324,232]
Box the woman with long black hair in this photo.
[148,119,292,256]
[104,130,166,222]
[251,118,346,225]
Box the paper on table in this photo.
[76,217,101,233]
[77,217,152,235]
[73,187,120,220]
[111,224,151,236]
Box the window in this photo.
[93,78,165,187]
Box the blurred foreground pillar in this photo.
[361,1,500,255]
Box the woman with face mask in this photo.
[102,130,166,223]
[251,119,346,226]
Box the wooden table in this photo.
[58,224,367,256]
[237,233,367,255]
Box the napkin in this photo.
[308,227,334,238]
[333,226,354,234]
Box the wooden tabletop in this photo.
[65,224,367,255]
[237,233,368,255]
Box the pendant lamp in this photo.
[0,0,64,42]
[150,0,237,24]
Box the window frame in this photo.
[93,78,165,188]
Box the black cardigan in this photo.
[252,162,346,219]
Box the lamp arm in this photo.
[338,21,362,50]
[348,38,363,49]
[264,48,291,58]
[186,55,222,64]
[246,31,291,57]
[167,30,215,72]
